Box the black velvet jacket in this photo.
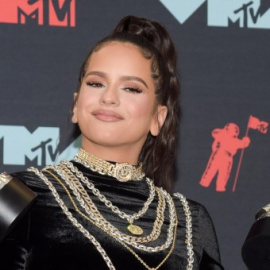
[1,162,224,269]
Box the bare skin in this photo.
[72,41,167,164]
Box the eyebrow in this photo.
[85,71,149,89]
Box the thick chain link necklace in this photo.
[73,149,148,235]
[74,149,144,182]
[45,162,176,250]
[58,161,165,241]
[28,167,116,270]
[28,166,194,270]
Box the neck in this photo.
[81,142,141,165]
[74,148,144,182]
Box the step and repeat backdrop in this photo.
[1,1,270,269]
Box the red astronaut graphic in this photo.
[200,123,250,192]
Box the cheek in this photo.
[77,90,98,110]
[127,98,155,119]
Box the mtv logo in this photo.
[0,125,81,167]
[0,0,76,27]
[0,126,59,166]
[208,0,270,29]
[160,0,270,29]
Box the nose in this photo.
[99,86,120,106]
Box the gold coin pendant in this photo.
[127,224,143,235]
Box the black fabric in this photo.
[0,177,37,242]
[242,217,270,270]
[0,161,224,269]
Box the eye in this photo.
[86,81,104,88]
[123,87,143,94]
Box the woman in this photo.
[0,16,224,269]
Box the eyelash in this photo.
[123,87,143,94]
[86,82,104,88]
[86,81,143,94]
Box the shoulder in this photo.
[10,169,48,191]
[172,192,217,238]
[0,170,39,242]
[173,192,222,263]
[172,192,211,219]
[1,169,48,196]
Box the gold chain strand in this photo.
[52,164,174,251]
[40,168,177,270]
[28,167,116,270]
[75,149,144,182]
[61,160,165,239]
[28,167,194,270]
[59,163,165,243]
[127,223,178,270]
[62,160,155,225]
[174,193,194,270]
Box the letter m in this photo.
[49,0,76,27]
[0,0,43,25]
[0,126,59,166]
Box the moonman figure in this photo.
[200,123,250,192]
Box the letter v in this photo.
[159,0,206,24]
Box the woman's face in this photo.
[72,41,167,163]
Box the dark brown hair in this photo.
[76,16,180,192]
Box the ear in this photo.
[71,93,78,123]
[150,105,168,136]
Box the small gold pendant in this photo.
[127,224,143,235]
[115,164,133,182]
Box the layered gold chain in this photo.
[46,162,175,249]
[58,167,164,242]
[27,164,194,270]
[60,160,165,239]
[62,160,155,226]
[36,169,178,270]
[28,167,117,270]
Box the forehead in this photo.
[87,41,152,72]
[94,40,142,56]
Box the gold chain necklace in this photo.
[28,166,194,270]
[39,168,177,270]
[49,163,172,248]
[61,160,156,236]
[75,148,144,182]
[28,167,116,270]
[58,162,165,242]
[41,163,176,252]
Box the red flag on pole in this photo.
[233,115,268,192]
[248,115,268,134]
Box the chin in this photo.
[82,134,122,147]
